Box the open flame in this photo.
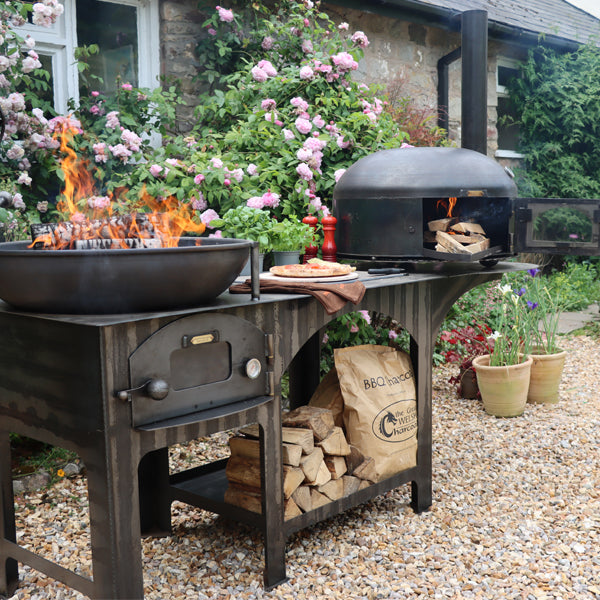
[31,120,205,249]
[436,197,457,218]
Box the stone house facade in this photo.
[160,0,600,164]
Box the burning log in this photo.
[428,218,490,255]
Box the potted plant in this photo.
[209,206,275,273]
[520,267,568,404]
[472,283,534,417]
[270,217,314,266]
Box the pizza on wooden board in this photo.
[269,258,356,278]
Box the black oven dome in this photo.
[333,146,518,200]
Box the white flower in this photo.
[488,331,502,341]
[498,283,513,296]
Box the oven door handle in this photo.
[115,378,169,402]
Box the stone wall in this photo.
[159,0,528,157]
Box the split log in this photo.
[462,237,490,254]
[225,483,303,519]
[239,424,314,454]
[229,436,260,459]
[282,443,303,467]
[317,477,345,502]
[308,368,344,428]
[451,221,486,235]
[282,406,335,441]
[225,456,304,499]
[291,485,312,513]
[313,460,332,487]
[359,479,372,490]
[352,457,378,482]
[284,497,303,520]
[310,488,331,509]
[342,475,362,496]
[324,455,347,480]
[300,448,325,483]
[224,483,261,513]
[427,217,455,232]
[317,426,351,456]
[435,231,470,254]
[345,445,366,475]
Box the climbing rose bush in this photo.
[122,0,411,235]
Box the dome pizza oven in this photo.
[333,147,600,265]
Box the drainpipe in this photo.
[461,10,488,155]
[437,47,461,133]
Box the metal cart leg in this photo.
[258,401,288,589]
[138,448,172,537]
[85,437,145,600]
[0,430,18,598]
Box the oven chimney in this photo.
[461,10,488,155]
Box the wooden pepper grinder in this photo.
[302,215,319,264]
[321,214,337,262]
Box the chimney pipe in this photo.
[461,10,488,155]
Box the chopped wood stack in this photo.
[224,406,376,519]
[427,218,490,255]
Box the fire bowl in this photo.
[0,237,253,314]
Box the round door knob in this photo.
[145,379,169,401]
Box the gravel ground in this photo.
[8,334,600,600]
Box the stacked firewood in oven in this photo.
[426,218,490,255]
[224,406,375,519]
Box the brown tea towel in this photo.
[229,279,366,315]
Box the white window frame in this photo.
[495,57,524,159]
[14,0,160,114]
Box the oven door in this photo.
[514,197,600,256]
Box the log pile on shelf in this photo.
[427,218,489,254]
[224,406,375,519]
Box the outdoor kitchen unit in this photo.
[333,146,600,264]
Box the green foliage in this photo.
[508,43,600,198]
[210,205,275,251]
[320,311,410,375]
[270,217,313,251]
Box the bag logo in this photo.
[372,400,417,443]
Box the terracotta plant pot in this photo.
[527,347,567,404]
[473,354,533,418]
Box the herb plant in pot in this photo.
[209,206,275,274]
[472,283,533,417]
[270,217,314,266]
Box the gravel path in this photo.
[8,335,600,600]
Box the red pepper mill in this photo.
[302,215,318,264]
[321,214,337,262]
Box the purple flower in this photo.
[527,268,541,278]
[208,28,217,36]
[569,233,579,239]
[514,287,526,297]
[527,301,539,310]
[261,36,274,50]
[389,330,399,341]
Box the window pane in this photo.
[76,0,138,93]
[497,96,520,151]
[497,65,517,89]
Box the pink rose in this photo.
[295,117,312,135]
[216,6,234,22]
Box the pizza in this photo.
[269,259,356,278]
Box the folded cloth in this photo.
[229,278,366,315]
